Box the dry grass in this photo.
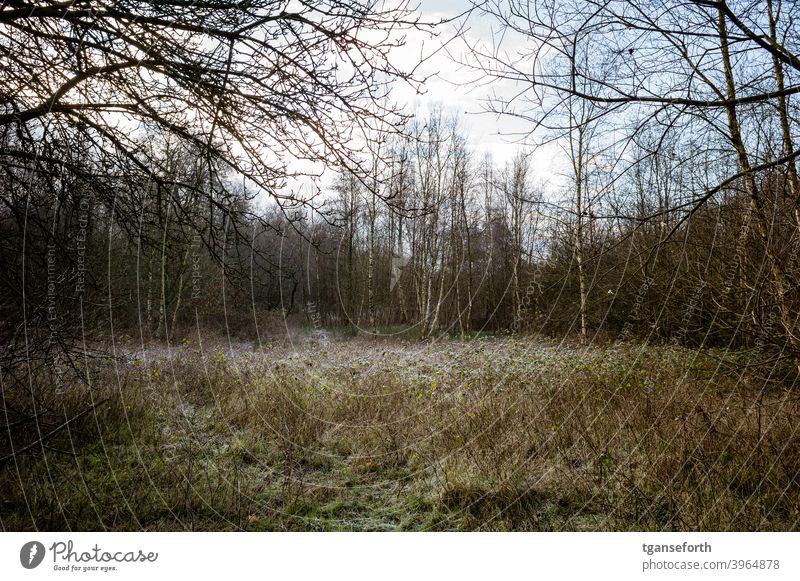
[1,336,798,531]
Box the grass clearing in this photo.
[2,336,798,531]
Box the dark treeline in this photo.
[265,109,800,356]
[7,106,797,357]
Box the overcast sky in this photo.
[280,1,566,206]
[396,0,564,186]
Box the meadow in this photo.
[2,336,798,531]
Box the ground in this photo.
[2,335,798,531]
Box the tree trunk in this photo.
[573,127,589,345]
[718,6,800,362]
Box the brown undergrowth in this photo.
[2,337,798,531]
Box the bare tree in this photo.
[465,0,800,358]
